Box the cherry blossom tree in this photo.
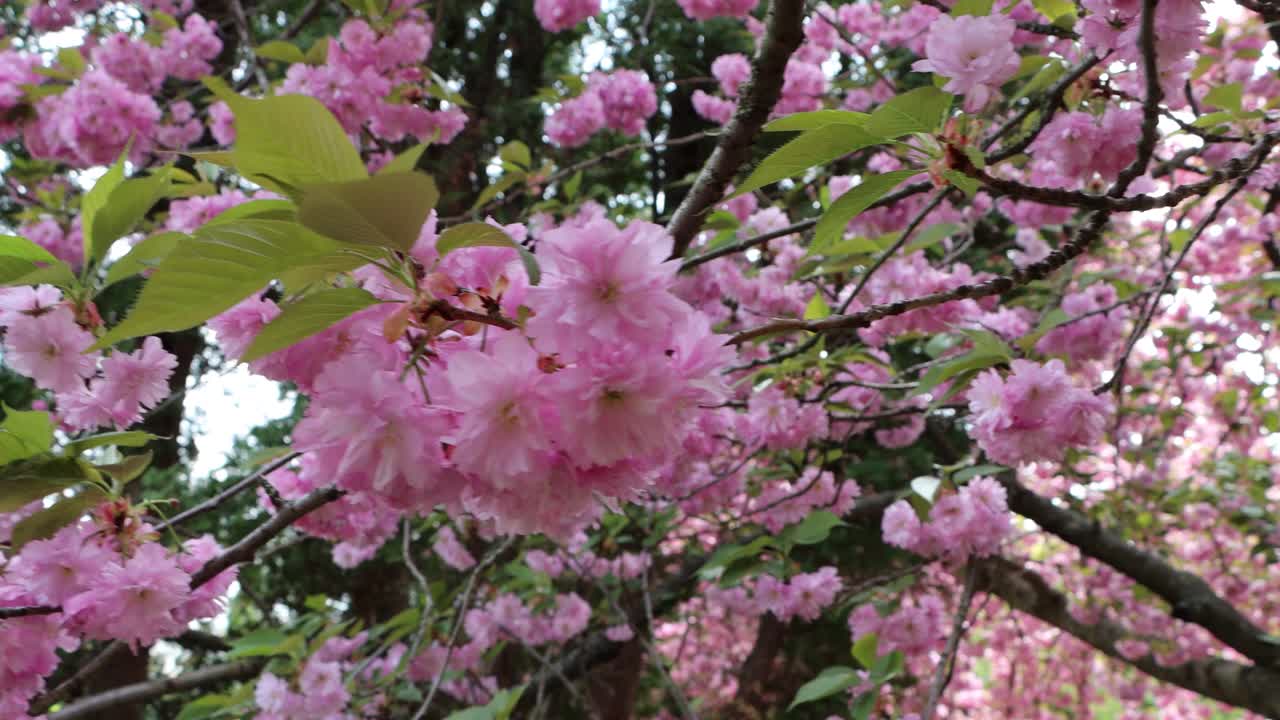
[1,0,1279,718]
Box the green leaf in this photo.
[105,231,184,286]
[698,535,776,581]
[298,172,439,252]
[0,234,76,288]
[911,475,942,503]
[228,628,289,658]
[788,666,860,710]
[499,141,532,169]
[960,328,1014,357]
[490,684,527,720]
[952,463,1008,482]
[175,693,233,720]
[95,451,154,485]
[1017,307,1070,351]
[780,509,846,545]
[92,219,341,349]
[870,650,905,683]
[0,456,94,513]
[735,124,888,196]
[472,172,524,210]
[809,234,882,257]
[1190,110,1236,129]
[763,109,870,132]
[203,199,298,226]
[437,222,518,256]
[904,222,960,255]
[376,144,429,176]
[562,170,583,200]
[851,692,877,720]
[951,0,994,14]
[942,169,981,197]
[213,91,367,188]
[1031,0,1075,21]
[865,87,952,138]
[65,431,159,455]
[1013,60,1067,103]
[305,37,329,65]
[0,405,55,465]
[242,287,380,361]
[516,245,542,286]
[255,40,305,63]
[1203,82,1243,113]
[87,171,172,266]
[702,210,741,231]
[804,293,832,320]
[915,350,1007,395]
[10,485,107,551]
[57,47,87,76]
[80,149,129,267]
[851,633,879,669]
[813,169,919,249]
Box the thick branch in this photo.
[0,604,60,619]
[666,0,807,256]
[957,131,1278,212]
[975,557,1280,717]
[999,476,1280,668]
[188,485,344,587]
[47,660,264,720]
[730,210,1110,343]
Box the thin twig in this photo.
[920,563,978,720]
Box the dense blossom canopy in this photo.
[0,0,1278,718]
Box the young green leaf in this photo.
[763,109,871,132]
[213,92,368,188]
[297,172,439,252]
[813,169,919,249]
[242,287,381,362]
[780,509,846,545]
[85,171,172,266]
[851,633,879,669]
[93,219,341,349]
[79,149,128,267]
[64,431,159,455]
[436,222,518,256]
[864,87,953,138]
[0,456,95,513]
[255,40,305,63]
[10,485,107,550]
[0,235,76,288]
[735,124,888,196]
[104,231,184,286]
[0,404,55,465]
[788,666,860,709]
[804,292,832,320]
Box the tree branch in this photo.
[188,485,344,588]
[666,0,808,257]
[975,557,1280,717]
[47,660,264,720]
[730,210,1110,344]
[998,475,1280,668]
[956,130,1278,212]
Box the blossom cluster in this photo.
[0,286,178,432]
[1,509,235,713]
[881,477,1012,559]
[967,360,1114,466]
[545,70,658,147]
[278,18,466,145]
[210,212,730,545]
[534,0,601,31]
[18,15,222,167]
